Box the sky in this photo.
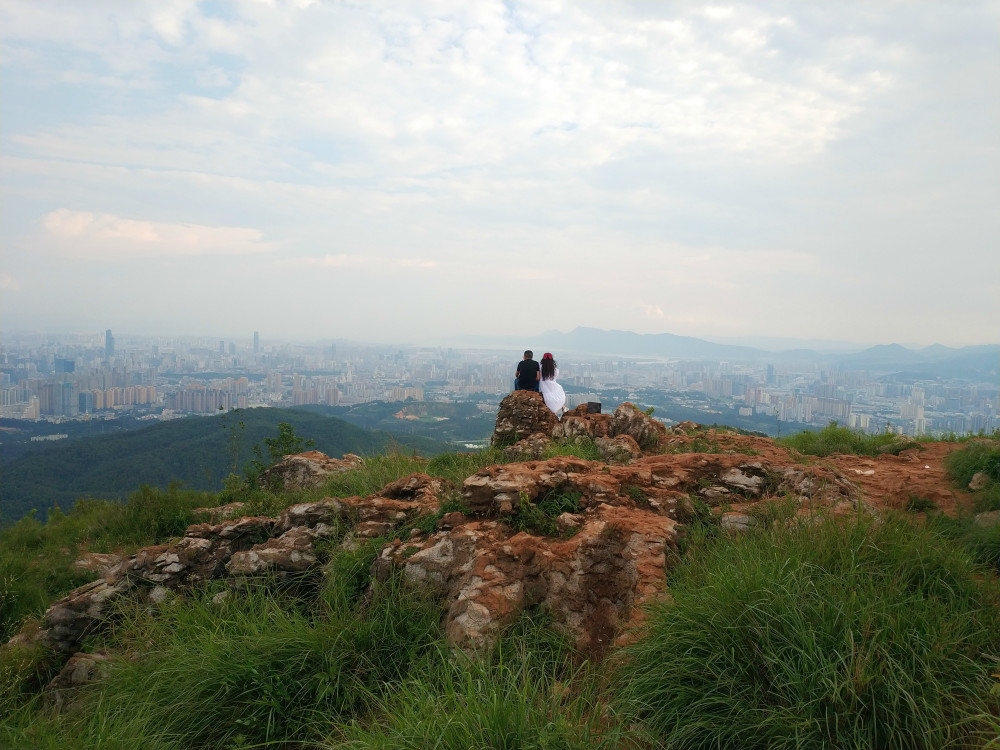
[1,0,998,349]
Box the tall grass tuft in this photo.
[323,452,429,498]
[331,609,619,750]
[0,484,212,641]
[426,447,511,487]
[616,514,1000,750]
[779,422,918,457]
[946,440,1000,489]
[6,567,444,750]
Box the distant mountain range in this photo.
[503,327,999,378]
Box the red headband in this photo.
[542,353,553,360]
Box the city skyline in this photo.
[1,2,998,347]
[3,329,995,439]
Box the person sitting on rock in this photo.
[539,352,566,415]
[515,350,540,392]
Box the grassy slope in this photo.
[2,433,999,750]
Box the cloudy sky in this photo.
[1,1,997,348]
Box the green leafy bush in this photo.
[616,515,1000,749]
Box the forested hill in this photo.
[0,409,448,525]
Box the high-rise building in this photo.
[105,329,115,359]
[253,331,260,354]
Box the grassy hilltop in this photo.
[2,424,1000,750]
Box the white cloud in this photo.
[0,273,20,292]
[0,1,997,345]
[40,210,274,260]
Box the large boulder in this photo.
[40,579,134,654]
[491,391,559,447]
[259,450,362,491]
[609,402,668,451]
[377,505,679,657]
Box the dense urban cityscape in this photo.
[2,329,996,440]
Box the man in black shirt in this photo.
[515,350,540,391]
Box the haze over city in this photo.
[1,1,998,347]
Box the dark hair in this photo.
[541,354,556,380]
[524,350,533,359]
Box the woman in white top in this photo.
[538,352,566,415]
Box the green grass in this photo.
[323,452,430,498]
[947,440,1000,488]
[0,484,213,642]
[426,447,511,487]
[778,422,923,458]
[541,437,602,462]
[510,489,582,537]
[329,609,618,750]
[2,552,443,750]
[616,513,1000,750]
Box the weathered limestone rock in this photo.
[552,406,612,441]
[378,506,678,656]
[491,391,558,447]
[185,516,276,549]
[192,501,247,523]
[595,435,642,464]
[504,434,553,459]
[73,553,125,579]
[609,402,668,451]
[259,450,362,491]
[129,536,233,588]
[275,499,341,534]
[969,472,991,491]
[377,473,444,511]
[45,651,111,713]
[41,579,134,653]
[227,527,324,575]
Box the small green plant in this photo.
[625,485,650,507]
[510,488,582,537]
[905,494,939,513]
[541,438,601,462]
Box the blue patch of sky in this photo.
[199,0,239,21]
[150,51,243,99]
[533,122,579,136]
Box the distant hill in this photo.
[834,344,999,378]
[0,408,448,525]
[534,328,998,378]
[539,327,767,360]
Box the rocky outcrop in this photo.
[73,553,124,578]
[259,450,363,491]
[42,579,134,654]
[609,403,668,451]
[45,651,111,713]
[227,526,327,576]
[376,505,678,657]
[491,391,559,447]
[15,425,872,673]
[493,396,670,459]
